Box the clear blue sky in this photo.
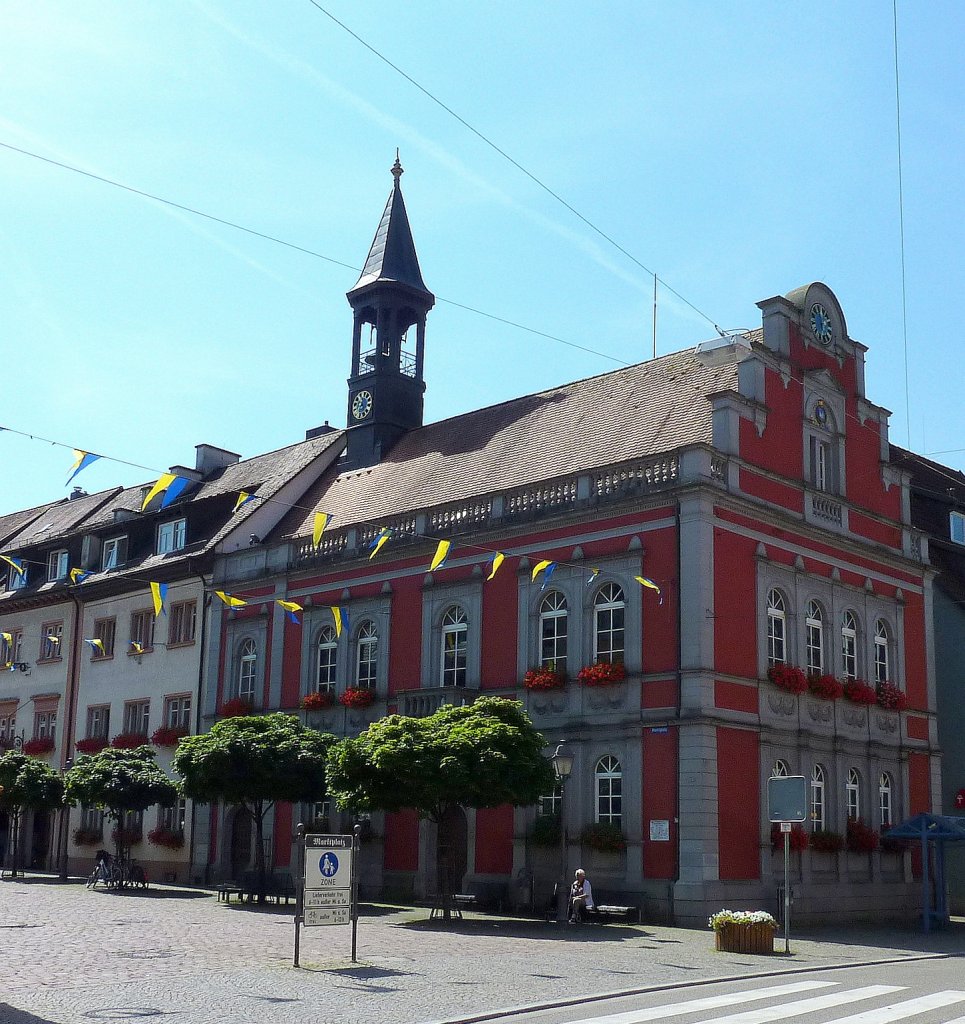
[2,1,962,514]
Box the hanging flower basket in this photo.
[221,697,254,717]
[22,737,55,756]
[340,687,375,709]
[809,829,844,853]
[577,661,626,687]
[73,826,104,846]
[147,826,185,850]
[709,910,777,954]
[770,822,808,852]
[301,691,335,711]
[842,679,877,706]
[111,826,143,847]
[876,681,908,711]
[846,818,880,853]
[580,822,627,852]
[151,725,189,747]
[111,732,149,750]
[523,667,566,691]
[767,664,807,694]
[807,674,843,701]
[75,736,109,754]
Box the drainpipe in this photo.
[188,566,210,886]
[671,499,682,925]
[58,593,84,880]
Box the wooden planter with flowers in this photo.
[577,661,626,687]
[523,667,565,691]
[301,691,335,711]
[709,910,777,954]
[340,687,375,709]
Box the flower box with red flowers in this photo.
[577,661,626,687]
[151,725,189,747]
[220,697,254,717]
[147,826,185,850]
[876,681,908,711]
[580,822,627,852]
[523,667,566,691]
[75,736,109,754]
[807,673,843,701]
[22,737,55,756]
[111,826,143,846]
[843,679,878,706]
[301,691,335,711]
[846,818,880,853]
[809,829,844,853]
[111,732,149,750]
[767,664,807,694]
[72,827,104,846]
[340,687,375,709]
[770,822,809,852]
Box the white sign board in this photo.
[303,834,353,927]
[649,819,671,842]
[305,906,351,927]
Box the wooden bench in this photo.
[215,881,244,903]
[430,893,477,919]
[589,904,639,924]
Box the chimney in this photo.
[68,486,88,501]
[195,443,241,476]
[305,421,336,440]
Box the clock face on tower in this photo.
[352,390,374,421]
[809,302,833,345]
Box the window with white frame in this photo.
[6,563,27,590]
[86,705,110,738]
[33,710,56,741]
[846,768,861,820]
[156,518,186,555]
[810,764,826,830]
[766,589,787,666]
[440,606,468,687]
[102,536,127,571]
[164,694,191,730]
[168,601,196,645]
[0,715,16,745]
[236,639,257,700]
[810,437,834,493]
[841,611,859,680]
[80,807,104,833]
[92,617,115,659]
[874,620,891,685]
[951,511,965,546]
[771,759,790,777]
[595,755,623,826]
[315,626,338,693]
[805,600,824,674]
[355,621,378,689]
[40,621,63,660]
[539,591,568,673]
[539,783,562,818]
[123,700,150,737]
[47,549,68,581]
[0,630,23,666]
[308,798,331,831]
[120,808,144,836]
[129,609,154,653]
[879,772,893,827]
[593,584,625,664]
[159,798,186,834]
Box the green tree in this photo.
[0,752,64,876]
[64,746,177,872]
[173,713,334,899]
[327,697,553,919]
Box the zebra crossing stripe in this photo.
[562,981,838,1024]
[689,985,906,1024]
[820,991,965,1024]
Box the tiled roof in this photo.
[0,501,62,546]
[275,347,740,539]
[2,489,121,549]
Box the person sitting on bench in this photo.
[568,868,594,923]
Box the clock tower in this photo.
[344,155,435,469]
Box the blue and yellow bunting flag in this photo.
[531,559,554,582]
[160,476,191,508]
[84,638,105,655]
[332,605,349,638]
[1,631,11,644]
[215,590,247,608]
[586,568,601,587]
[539,562,558,590]
[486,552,505,581]
[0,555,25,577]
[429,539,451,572]
[312,512,330,548]
[141,473,177,511]
[634,575,662,600]
[150,582,168,617]
[277,599,302,624]
[66,450,100,486]
[368,529,391,560]
[233,491,257,513]
[130,641,145,655]
[69,567,92,585]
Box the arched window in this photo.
[841,611,859,680]
[237,638,257,700]
[539,592,568,673]
[440,606,468,687]
[767,590,787,666]
[356,621,378,690]
[879,772,893,827]
[846,768,861,821]
[874,620,891,685]
[595,755,622,827]
[315,626,337,693]
[805,601,824,675]
[771,759,790,778]
[594,584,625,664]
[810,764,826,830]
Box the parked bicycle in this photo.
[86,849,147,890]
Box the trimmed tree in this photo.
[0,751,64,876]
[327,696,554,920]
[64,746,177,878]
[173,713,334,900]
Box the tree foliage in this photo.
[327,697,554,822]
[0,752,64,814]
[64,746,176,820]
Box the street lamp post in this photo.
[551,741,573,924]
[58,758,74,881]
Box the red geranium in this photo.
[807,674,843,701]
[770,823,809,852]
[22,737,55,756]
[846,818,880,853]
[523,667,566,691]
[843,679,877,706]
[301,691,335,710]
[111,732,149,749]
[340,687,375,709]
[876,681,908,711]
[151,726,189,747]
[577,661,626,687]
[809,829,844,853]
[147,826,185,850]
[75,736,109,754]
[221,697,254,717]
[767,664,807,694]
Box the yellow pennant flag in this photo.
[215,590,247,608]
[130,641,144,655]
[634,575,662,597]
[486,552,505,581]
[368,529,391,560]
[332,606,344,638]
[141,473,177,511]
[312,512,329,548]
[233,491,256,513]
[84,638,105,655]
[150,582,167,617]
[0,555,24,576]
[429,539,451,572]
[277,599,302,614]
[531,559,553,582]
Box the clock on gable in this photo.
[352,390,374,421]
[809,302,834,346]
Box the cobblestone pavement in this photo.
[2,877,963,1024]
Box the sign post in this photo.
[294,828,356,967]
[766,775,807,955]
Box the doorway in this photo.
[229,810,252,879]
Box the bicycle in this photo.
[86,850,113,889]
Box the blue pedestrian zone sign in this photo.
[320,852,339,878]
